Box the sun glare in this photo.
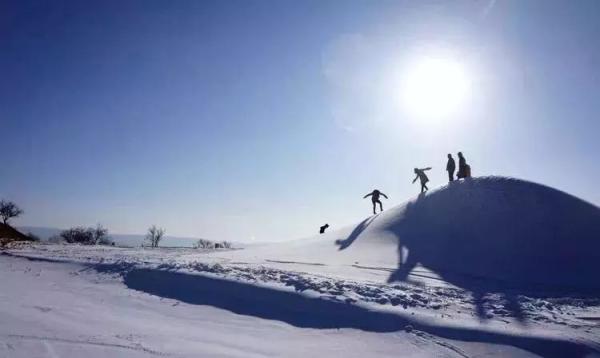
[401,58,470,119]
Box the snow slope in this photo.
[213,177,600,290]
[3,177,600,357]
[1,254,448,358]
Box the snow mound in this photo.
[242,177,600,291]
[383,177,600,290]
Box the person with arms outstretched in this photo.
[446,154,456,182]
[413,167,432,193]
[363,189,388,215]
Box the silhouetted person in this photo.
[319,223,329,234]
[363,189,388,215]
[446,154,456,182]
[412,167,432,193]
[456,152,471,179]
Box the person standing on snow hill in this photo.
[456,152,471,179]
[446,154,456,182]
[363,189,388,215]
[413,167,432,193]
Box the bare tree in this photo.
[194,238,214,249]
[194,239,233,250]
[0,200,23,225]
[92,224,110,245]
[60,224,111,245]
[146,225,165,248]
[61,227,94,244]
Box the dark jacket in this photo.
[457,155,469,178]
[413,168,431,184]
[364,190,387,202]
[446,158,456,172]
[372,190,380,201]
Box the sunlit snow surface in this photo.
[2,177,600,357]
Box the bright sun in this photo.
[401,58,470,119]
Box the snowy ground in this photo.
[1,243,599,358]
[1,251,445,358]
[2,178,600,357]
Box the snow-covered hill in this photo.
[3,177,600,357]
[215,177,600,289]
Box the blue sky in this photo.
[2,0,600,242]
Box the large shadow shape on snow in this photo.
[335,216,377,250]
[386,178,600,320]
[124,268,598,357]
[2,252,598,356]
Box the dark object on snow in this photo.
[319,224,329,234]
[0,223,34,247]
[413,167,432,193]
[456,152,471,179]
[446,154,456,182]
[363,190,388,215]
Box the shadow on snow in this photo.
[3,251,599,357]
[328,178,600,323]
[124,267,598,358]
[385,178,600,322]
[335,215,377,250]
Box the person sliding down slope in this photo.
[413,167,432,193]
[363,189,388,215]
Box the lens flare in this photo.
[401,58,470,119]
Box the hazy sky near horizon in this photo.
[2,0,600,242]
